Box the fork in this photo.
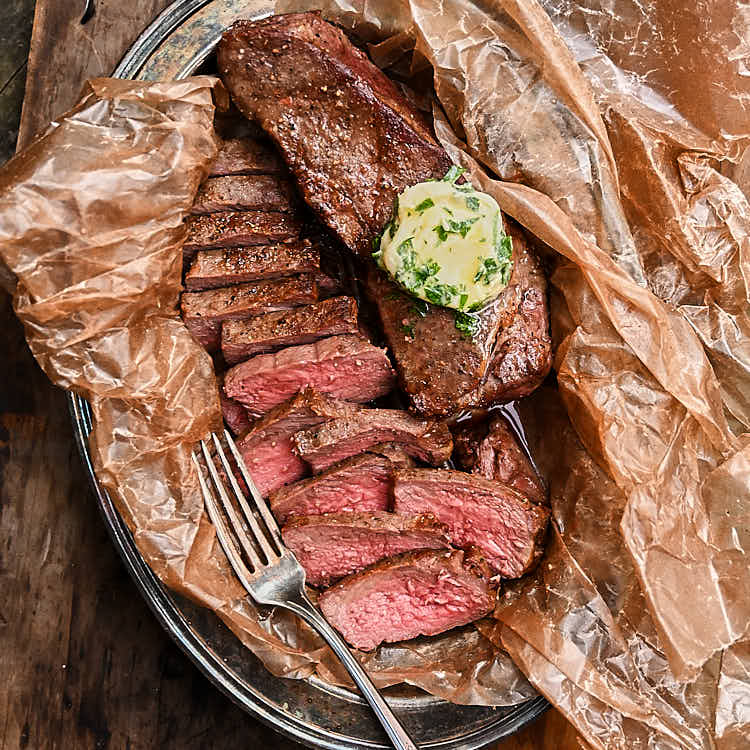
[192,430,418,750]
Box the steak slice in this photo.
[236,387,357,497]
[183,211,303,261]
[393,469,549,578]
[181,275,318,351]
[319,549,497,650]
[210,137,286,177]
[453,414,546,503]
[224,335,395,417]
[218,12,452,256]
[292,409,453,473]
[221,296,359,364]
[283,511,450,587]
[184,241,320,291]
[191,175,296,215]
[367,223,552,415]
[220,389,252,435]
[269,451,403,523]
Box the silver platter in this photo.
[68,2,548,746]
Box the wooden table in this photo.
[1,2,580,747]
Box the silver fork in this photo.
[192,430,418,750]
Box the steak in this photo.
[236,387,357,496]
[209,136,286,177]
[181,275,318,351]
[220,389,252,435]
[393,469,549,578]
[217,12,452,256]
[283,511,450,587]
[319,549,497,650]
[292,409,453,473]
[183,211,303,261]
[223,335,395,416]
[191,175,296,214]
[270,450,406,523]
[184,241,320,291]
[221,296,359,364]
[453,414,546,503]
[367,223,552,415]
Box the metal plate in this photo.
[68,2,549,747]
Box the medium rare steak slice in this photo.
[393,469,549,578]
[293,409,453,473]
[209,137,286,177]
[224,335,395,417]
[222,297,359,364]
[183,211,303,261]
[191,175,296,215]
[184,241,320,291]
[236,387,357,496]
[181,275,318,351]
[220,388,252,435]
[366,223,552,415]
[454,415,546,503]
[218,12,452,256]
[270,451,402,523]
[319,549,497,650]
[283,512,450,587]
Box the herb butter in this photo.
[372,166,512,312]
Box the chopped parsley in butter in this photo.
[372,166,513,313]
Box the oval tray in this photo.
[68,1,549,747]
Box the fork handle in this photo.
[285,592,419,750]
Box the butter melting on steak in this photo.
[319,549,497,651]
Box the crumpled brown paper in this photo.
[1,0,749,744]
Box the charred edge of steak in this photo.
[221,296,360,364]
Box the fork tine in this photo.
[192,451,258,589]
[209,434,280,561]
[223,429,285,549]
[199,440,270,568]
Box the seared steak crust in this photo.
[191,175,296,215]
[217,12,452,256]
[210,136,286,177]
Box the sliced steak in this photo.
[393,469,549,578]
[183,211,303,262]
[454,415,546,503]
[181,275,318,351]
[184,241,320,291]
[366,223,552,415]
[236,387,357,497]
[224,335,395,417]
[191,175,296,214]
[220,390,252,436]
[270,452,396,523]
[210,137,286,177]
[283,511,450,587]
[319,549,497,650]
[292,409,453,473]
[218,12,452,257]
[221,296,359,364]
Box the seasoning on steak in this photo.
[209,137,286,177]
[270,450,408,523]
[283,511,450,587]
[217,12,452,257]
[319,548,497,650]
[191,175,296,215]
[223,335,395,417]
[367,223,552,415]
[181,275,318,351]
[292,409,453,473]
[393,469,549,578]
[453,414,546,503]
[221,296,359,364]
[184,241,320,291]
[236,387,358,496]
[220,389,252,436]
[183,211,303,262]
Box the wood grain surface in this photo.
[1,1,581,747]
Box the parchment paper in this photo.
[1,0,749,745]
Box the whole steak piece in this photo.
[217,11,452,257]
